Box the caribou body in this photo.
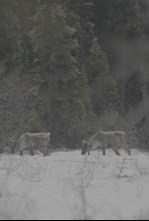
[19,132,50,156]
[81,131,131,156]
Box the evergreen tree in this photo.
[93,0,144,38]
[30,0,90,147]
[88,40,118,116]
[0,0,21,68]
[15,0,37,70]
[0,0,149,149]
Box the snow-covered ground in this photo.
[0,149,149,220]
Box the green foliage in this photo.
[0,0,149,148]
[0,0,21,69]
[87,41,118,115]
[29,0,90,145]
[93,0,144,38]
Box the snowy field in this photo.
[0,149,149,220]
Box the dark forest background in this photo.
[0,0,149,151]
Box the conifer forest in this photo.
[0,0,149,150]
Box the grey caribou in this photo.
[81,131,131,156]
[19,132,50,156]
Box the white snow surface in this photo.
[0,149,149,220]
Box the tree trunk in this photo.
[142,85,149,145]
[45,74,53,133]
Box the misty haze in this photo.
[0,0,149,220]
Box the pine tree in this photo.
[65,0,118,131]
[30,0,90,147]
[88,40,118,116]
[14,0,37,70]
[0,0,21,68]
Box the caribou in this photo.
[81,131,131,156]
[19,132,50,156]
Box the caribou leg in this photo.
[30,147,34,156]
[101,146,106,155]
[123,146,131,155]
[20,150,23,156]
[113,148,120,156]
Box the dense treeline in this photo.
[0,0,149,149]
